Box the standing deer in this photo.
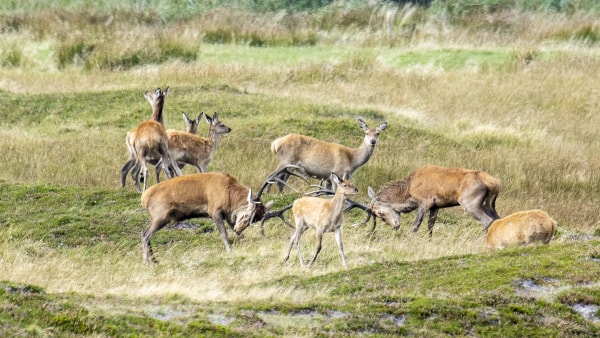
[120,87,181,192]
[154,112,231,180]
[122,111,201,188]
[485,209,556,249]
[366,165,501,236]
[282,173,358,269]
[141,166,300,263]
[269,118,387,192]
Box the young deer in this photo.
[282,173,358,269]
[120,87,181,192]
[269,118,387,192]
[122,111,201,188]
[154,112,231,179]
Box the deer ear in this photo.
[368,186,376,199]
[378,121,388,131]
[163,86,170,96]
[331,172,341,184]
[197,112,204,123]
[182,112,191,123]
[358,118,368,131]
[212,112,218,123]
[144,91,153,104]
[204,113,212,125]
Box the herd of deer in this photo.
[122,87,556,267]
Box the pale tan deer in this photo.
[122,111,201,188]
[485,210,556,249]
[120,87,181,192]
[269,118,387,192]
[141,165,301,263]
[154,112,231,180]
[282,173,358,269]
[365,165,501,236]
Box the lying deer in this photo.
[269,117,387,192]
[366,165,501,236]
[282,173,358,269]
[485,209,556,249]
[141,165,301,263]
[121,87,181,192]
[122,111,201,188]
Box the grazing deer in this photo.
[365,165,501,236]
[154,112,232,180]
[485,210,556,249]
[269,118,387,192]
[141,165,301,263]
[120,87,181,192]
[122,111,201,188]
[282,173,358,269]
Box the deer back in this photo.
[142,173,250,218]
[272,134,353,178]
[485,209,556,249]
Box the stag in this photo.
[282,173,358,269]
[269,118,387,192]
[154,112,231,180]
[485,209,556,249]
[365,165,501,236]
[122,111,201,188]
[120,87,181,192]
[140,165,302,263]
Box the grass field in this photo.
[0,2,599,336]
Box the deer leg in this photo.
[460,195,494,231]
[308,229,324,267]
[334,227,347,268]
[427,208,439,237]
[411,206,426,233]
[141,216,170,264]
[277,172,290,193]
[296,226,307,267]
[213,213,231,253]
[282,231,297,265]
[120,158,137,188]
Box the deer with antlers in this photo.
[281,172,358,269]
[121,87,181,192]
[140,165,303,263]
[364,165,501,236]
[269,118,387,192]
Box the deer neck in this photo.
[351,138,375,167]
[151,104,165,126]
[331,189,348,215]
[207,129,221,153]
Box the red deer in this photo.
[282,173,358,269]
[140,166,301,263]
[122,111,201,188]
[366,165,501,236]
[485,210,556,249]
[269,118,387,192]
[120,87,181,192]
[154,112,232,180]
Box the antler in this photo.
[259,203,294,236]
[255,165,309,200]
